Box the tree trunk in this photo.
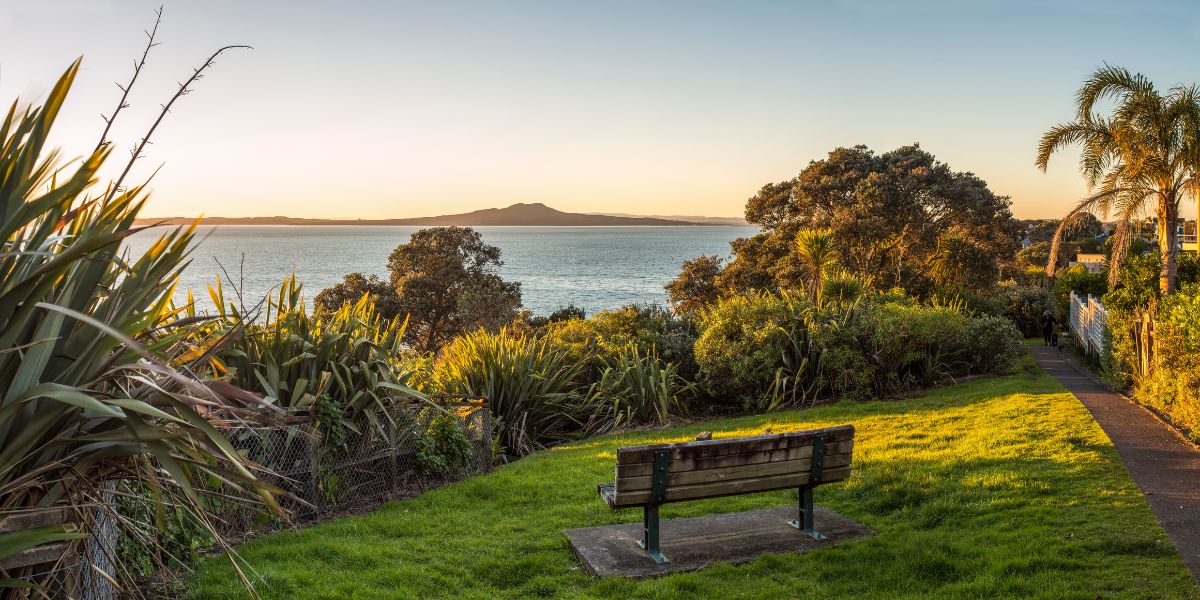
[1159,197,1179,295]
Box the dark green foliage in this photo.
[695,293,1023,406]
[742,144,1020,294]
[387,226,523,352]
[312,394,347,448]
[206,275,420,425]
[116,482,217,577]
[665,254,724,315]
[544,303,700,382]
[950,315,1025,374]
[433,330,593,457]
[0,61,282,583]
[590,345,695,426]
[415,410,475,477]
[1104,251,1200,314]
[990,283,1055,337]
[523,304,586,329]
[315,272,403,321]
[667,145,1021,314]
[693,292,810,409]
[814,300,970,400]
[1052,264,1107,312]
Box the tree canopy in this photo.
[316,227,522,353]
[387,227,522,352]
[668,144,1020,311]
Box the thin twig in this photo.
[95,5,163,153]
[105,44,253,205]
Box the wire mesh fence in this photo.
[214,395,491,538]
[9,396,490,599]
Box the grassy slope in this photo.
[189,365,1199,599]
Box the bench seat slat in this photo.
[607,465,853,507]
[615,440,853,478]
[616,425,853,464]
[615,453,852,492]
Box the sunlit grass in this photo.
[188,365,1198,599]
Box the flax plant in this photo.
[199,274,424,434]
[0,63,281,591]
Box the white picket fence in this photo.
[1068,291,1107,357]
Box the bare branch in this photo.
[105,44,252,206]
[95,5,163,152]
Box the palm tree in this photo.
[794,228,838,304]
[1037,65,1200,294]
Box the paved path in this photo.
[1031,345,1200,580]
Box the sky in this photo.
[1,1,1198,220]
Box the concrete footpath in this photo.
[1031,345,1200,581]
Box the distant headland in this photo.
[134,203,746,227]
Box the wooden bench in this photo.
[597,424,854,563]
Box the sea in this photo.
[123,226,758,316]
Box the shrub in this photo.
[1132,285,1200,438]
[693,292,810,408]
[414,410,475,477]
[433,330,592,457]
[1053,264,1107,313]
[951,315,1024,374]
[589,345,695,426]
[524,304,586,329]
[542,303,699,381]
[991,283,1055,337]
[813,300,969,400]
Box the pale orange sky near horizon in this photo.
[2,1,1198,222]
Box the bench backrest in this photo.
[609,425,854,508]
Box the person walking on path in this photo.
[1040,310,1058,346]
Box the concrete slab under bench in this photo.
[565,505,874,578]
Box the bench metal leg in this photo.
[637,504,669,563]
[789,486,826,540]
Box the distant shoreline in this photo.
[132,203,747,228]
[134,222,747,228]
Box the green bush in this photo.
[951,315,1025,374]
[991,283,1055,337]
[1053,264,1107,313]
[693,292,811,409]
[1132,285,1200,439]
[813,300,969,400]
[415,410,475,477]
[542,303,699,380]
[433,329,593,457]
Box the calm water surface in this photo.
[124,226,757,315]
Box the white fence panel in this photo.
[1068,291,1107,357]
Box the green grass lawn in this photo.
[188,365,1199,599]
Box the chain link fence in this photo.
[13,396,490,599]
[215,396,490,538]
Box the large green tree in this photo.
[387,227,522,352]
[1037,65,1200,294]
[669,144,1019,309]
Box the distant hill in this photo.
[591,212,747,225]
[134,203,725,227]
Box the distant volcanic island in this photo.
[135,203,745,227]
